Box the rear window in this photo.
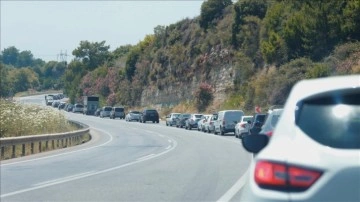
[243,117,252,122]
[131,111,140,114]
[225,111,244,121]
[104,107,112,111]
[255,114,266,123]
[115,108,124,112]
[195,115,203,118]
[183,114,191,118]
[76,104,84,108]
[147,110,158,114]
[297,91,360,149]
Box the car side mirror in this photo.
[241,134,269,153]
[247,120,251,124]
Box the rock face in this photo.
[140,63,235,107]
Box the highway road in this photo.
[1,95,252,201]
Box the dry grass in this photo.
[0,99,77,138]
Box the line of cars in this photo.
[165,108,283,139]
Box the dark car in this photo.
[248,113,266,135]
[140,109,159,123]
[175,113,191,128]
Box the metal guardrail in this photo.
[0,120,90,160]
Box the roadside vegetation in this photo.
[0,100,77,138]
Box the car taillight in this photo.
[240,123,246,127]
[255,161,322,192]
[265,131,273,137]
[223,120,225,125]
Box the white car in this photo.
[234,115,253,138]
[240,75,360,202]
[197,114,211,131]
[125,111,140,122]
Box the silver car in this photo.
[125,111,140,122]
[240,75,360,202]
[100,106,112,118]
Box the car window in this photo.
[104,107,112,111]
[115,108,124,112]
[297,93,360,149]
[270,114,281,127]
[195,115,203,118]
[131,111,140,114]
[224,111,244,121]
[243,117,252,122]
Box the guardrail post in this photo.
[12,145,16,158]
[1,146,4,159]
[22,144,25,156]
[31,142,34,154]
[45,141,48,150]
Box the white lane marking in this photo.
[0,127,113,167]
[136,154,155,161]
[33,171,95,187]
[1,135,178,199]
[168,139,172,143]
[216,161,251,202]
[165,145,171,150]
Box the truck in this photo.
[83,96,99,115]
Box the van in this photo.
[110,106,125,119]
[214,110,244,136]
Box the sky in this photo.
[1,1,204,62]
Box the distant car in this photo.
[94,108,102,117]
[52,100,60,108]
[165,113,181,126]
[100,106,112,118]
[234,115,253,138]
[140,109,159,123]
[248,113,266,135]
[185,114,203,130]
[110,106,125,119]
[64,103,74,112]
[214,110,244,136]
[204,113,218,133]
[175,113,191,128]
[240,75,360,202]
[57,102,67,110]
[125,111,140,122]
[197,114,211,131]
[259,108,283,137]
[72,104,84,113]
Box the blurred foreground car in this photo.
[240,75,360,202]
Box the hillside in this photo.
[58,0,360,113]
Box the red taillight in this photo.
[265,131,273,137]
[223,120,225,125]
[240,123,246,127]
[255,161,322,191]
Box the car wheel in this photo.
[220,127,224,136]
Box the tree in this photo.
[17,50,34,67]
[195,83,214,112]
[199,0,232,31]
[72,40,110,70]
[2,46,19,66]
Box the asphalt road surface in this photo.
[1,95,252,201]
